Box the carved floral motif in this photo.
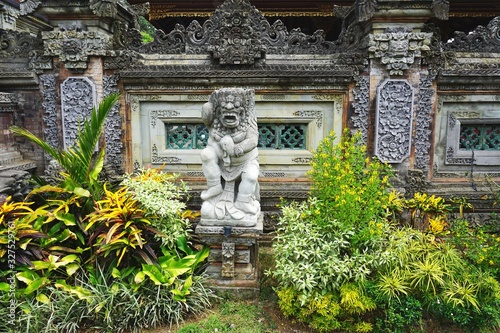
[375,80,414,163]
[61,77,96,149]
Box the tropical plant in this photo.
[85,184,156,268]
[9,93,120,200]
[121,168,191,248]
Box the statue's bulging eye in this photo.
[235,102,241,108]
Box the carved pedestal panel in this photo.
[195,214,263,299]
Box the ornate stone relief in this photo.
[61,77,96,149]
[19,0,42,15]
[124,0,340,62]
[414,76,435,171]
[443,17,500,52]
[43,27,112,69]
[351,75,370,143]
[431,0,449,20]
[368,27,432,76]
[151,144,181,164]
[103,75,124,174]
[404,169,430,199]
[40,75,59,165]
[89,0,118,18]
[355,0,377,22]
[375,80,414,163]
[120,63,357,78]
[0,29,50,71]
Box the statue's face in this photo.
[219,93,245,129]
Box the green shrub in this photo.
[271,130,500,332]
[121,168,191,249]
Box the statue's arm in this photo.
[234,126,258,156]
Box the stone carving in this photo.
[443,17,500,52]
[0,29,43,59]
[375,80,414,163]
[19,0,42,15]
[61,77,96,149]
[432,0,449,20]
[404,169,430,199]
[368,27,432,75]
[40,75,59,164]
[128,0,339,60]
[151,144,181,164]
[351,75,370,143]
[293,110,323,128]
[221,242,235,278]
[43,28,112,69]
[414,83,434,171]
[199,88,260,227]
[103,75,123,174]
[355,0,377,22]
[89,0,118,18]
[120,63,358,80]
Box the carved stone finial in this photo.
[355,0,377,22]
[432,0,449,20]
[199,88,260,227]
[206,0,266,64]
[89,0,118,18]
[19,0,42,15]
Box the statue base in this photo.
[195,213,263,299]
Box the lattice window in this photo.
[166,123,307,150]
[258,124,306,149]
[166,124,209,149]
[459,124,500,151]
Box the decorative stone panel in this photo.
[375,79,414,163]
[103,75,124,174]
[60,77,96,149]
[368,27,432,76]
[42,27,112,69]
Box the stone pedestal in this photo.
[195,214,263,299]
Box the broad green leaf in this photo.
[54,212,76,226]
[36,293,50,304]
[141,264,166,285]
[66,263,80,276]
[89,148,105,183]
[16,270,39,284]
[112,267,121,279]
[73,187,90,197]
[54,279,92,300]
[59,254,78,264]
[134,271,146,284]
[0,282,10,292]
[24,277,48,295]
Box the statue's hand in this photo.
[220,135,235,156]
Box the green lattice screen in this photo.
[459,124,500,150]
[165,123,307,149]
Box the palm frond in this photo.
[10,93,120,194]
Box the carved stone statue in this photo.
[199,88,260,227]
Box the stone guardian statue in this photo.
[199,88,260,227]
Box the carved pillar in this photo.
[354,0,442,192]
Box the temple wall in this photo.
[0,0,499,223]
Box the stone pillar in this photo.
[349,0,443,195]
[195,215,263,298]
